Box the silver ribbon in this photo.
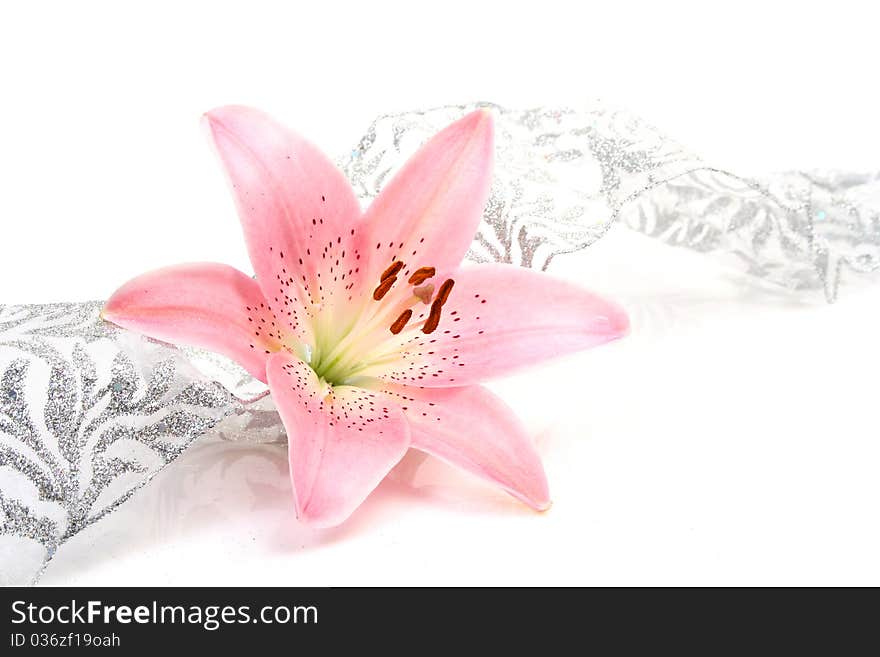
[343,103,880,302]
[3,102,879,584]
[0,303,286,584]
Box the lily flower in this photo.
[103,106,629,527]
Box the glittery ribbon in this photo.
[0,303,283,584]
[3,101,879,584]
[343,103,880,302]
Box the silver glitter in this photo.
[341,102,880,302]
[0,303,265,584]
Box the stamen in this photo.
[372,276,397,300]
[413,282,434,304]
[381,261,404,281]
[422,299,443,334]
[389,309,412,335]
[408,266,436,285]
[436,278,455,306]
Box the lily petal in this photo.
[379,384,550,510]
[267,351,410,527]
[203,105,368,335]
[359,108,494,286]
[102,263,280,382]
[376,263,629,387]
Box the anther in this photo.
[373,276,397,300]
[436,279,455,306]
[408,266,435,285]
[381,261,404,281]
[389,309,412,335]
[422,299,443,334]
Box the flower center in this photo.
[306,261,454,386]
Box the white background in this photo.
[2,1,879,585]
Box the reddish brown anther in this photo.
[408,266,436,285]
[435,278,455,306]
[381,261,404,281]
[389,309,413,335]
[372,276,397,300]
[422,299,443,334]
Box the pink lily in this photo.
[102,106,629,528]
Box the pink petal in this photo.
[359,109,494,285]
[102,263,281,382]
[379,263,629,387]
[267,351,410,528]
[380,384,550,510]
[203,105,369,330]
